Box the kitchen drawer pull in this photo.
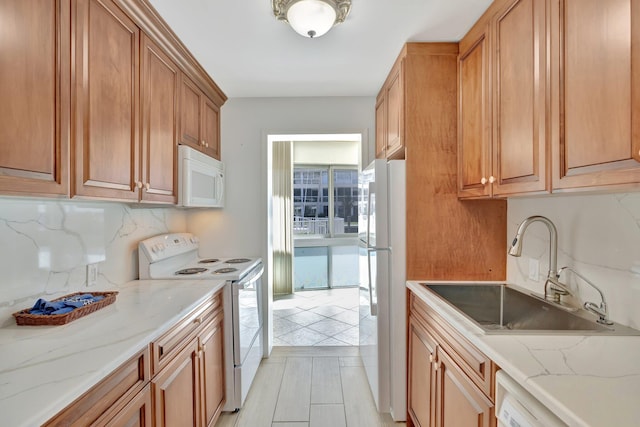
[194,317,202,325]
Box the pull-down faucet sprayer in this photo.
[509,216,571,302]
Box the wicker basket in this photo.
[12,291,118,326]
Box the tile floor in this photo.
[214,346,406,427]
[273,288,361,346]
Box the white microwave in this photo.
[178,145,225,208]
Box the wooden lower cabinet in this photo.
[200,313,225,427]
[153,339,200,427]
[45,291,225,427]
[408,317,436,427]
[101,384,152,427]
[435,349,493,427]
[408,292,496,427]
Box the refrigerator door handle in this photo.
[366,182,375,248]
[366,248,378,317]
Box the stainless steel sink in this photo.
[422,283,640,335]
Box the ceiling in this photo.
[148,0,493,98]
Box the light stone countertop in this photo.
[0,278,226,427]
[407,280,640,427]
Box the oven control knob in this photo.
[190,236,199,244]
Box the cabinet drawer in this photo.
[44,347,150,427]
[151,291,222,375]
[411,293,495,398]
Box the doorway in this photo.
[269,134,362,346]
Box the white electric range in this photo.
[138,233,264,412]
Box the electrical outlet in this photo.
[528,258,539,281]
[87,263,98,287]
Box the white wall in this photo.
[187,96,375,259]
[186,96,375,353]
[507,193,640,329]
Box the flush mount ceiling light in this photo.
[272,0,352,38]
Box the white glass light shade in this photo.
[286,0,337,38]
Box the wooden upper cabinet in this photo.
[551,0,640,191]
[72,0,140,200]
[492,0,548,196]
[458,0,549,198]
[180,75,222,160]
[202,97,221,160]
[385,64,404,159]
[458,24,492,198]
[375,58,405,160]
[375,95,386,159]
[140,34,178,204]
[180,75,202,150]
[0,0,70,196]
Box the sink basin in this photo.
[422,283,640,335]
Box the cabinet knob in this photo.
[480,177,487,185]
[201,140,205,147]
[433,362,440,371]
[488,175,496,184]
[144,183,150,191]
[194,317,202,325]
[136,181,143,189]
[429,354,434,363]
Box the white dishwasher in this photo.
[495,371,567,427]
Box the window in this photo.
[293,166,358,236]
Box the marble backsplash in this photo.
[0,198,187,316]
[507,192,640,329]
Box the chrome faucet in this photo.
[558,266,613,325]
[508,215,571,302]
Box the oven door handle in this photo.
[237,263,264,287]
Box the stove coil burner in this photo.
[175,267,208,275]
[198,258,220,264]
[214,267,238,274]
[226,258,251,264]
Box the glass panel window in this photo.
[293,166,359,236]
[293,168,329,236]
[333,168,359,235]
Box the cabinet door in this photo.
[458,25,492,198]
[180,75,202,151]
[552,0,640,190]
[492,0,549,196]
[199,313,225,427]
[435,349,493,427]
[101,384,152,427]
[0,0,70,196]
[386,63,404,159]
[153,340,200,427]
[202,97,221,160]
[375,95,386,159]
[408,317,436,427]
[72,0,139,200]
[140,34,178,204]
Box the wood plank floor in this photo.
[215,346,406,427]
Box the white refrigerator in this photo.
[358,159,406,421]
